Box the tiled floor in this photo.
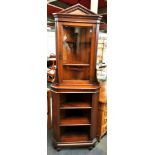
[47,130,107,155]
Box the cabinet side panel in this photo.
[55,21,59,84]
[90,92,99,139]
[56,22,63,83]
[94,23,100,83]
[51,92,60,141]
[89,25,96,83]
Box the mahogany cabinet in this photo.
[51,4,102,150]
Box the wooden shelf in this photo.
[60,116,90,126]
[63,64,90,66]
[61,132,89,142]
[60,101,91,109]
[65,41,91,44]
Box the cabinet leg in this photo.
[56,147,61,151]
[89,146,93,150]
[97,136,101,142]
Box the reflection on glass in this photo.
[63,26,92,64]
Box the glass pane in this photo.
[62,26,92,64]
[62,26,92,81]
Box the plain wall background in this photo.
[47,29,56,56]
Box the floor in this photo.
[47,130,107,155]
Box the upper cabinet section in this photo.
[53,4,102,84]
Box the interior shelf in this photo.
[63,64,90,66]
[60,116,91,126]
[60,101,92,109]
[61,133,89,142]
[60,93,92,107]
[64,40,91,43]
[60,126,90,142]
[60,109,91,126]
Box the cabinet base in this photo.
[52,137,97,149]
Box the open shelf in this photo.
[63,64,90,66]
[60,109,91,126]
[61,133,89,142]
[65,41,91,44]
[60,126,90,142]
[60,93,92,107]
[60,116,90,126]
[60,101,92,109]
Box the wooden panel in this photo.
[51,84,100,90]
[90,92,99,139]
[97,81,107,139]
[99,81,107,103]
[61,80,90,85]
[51,85,100,93]
[69,9,88,15]
[63,66,90,80]
[55,21,63,83]
[97,102,107,139]
[51,93,60,141]
[47,89,52,129]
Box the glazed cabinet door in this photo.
[57,22,96,85]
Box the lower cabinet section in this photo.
[51,85,99,149]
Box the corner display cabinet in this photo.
[51,4,102,150]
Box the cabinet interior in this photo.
[60,93,92,108]
[60,126,90,142]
